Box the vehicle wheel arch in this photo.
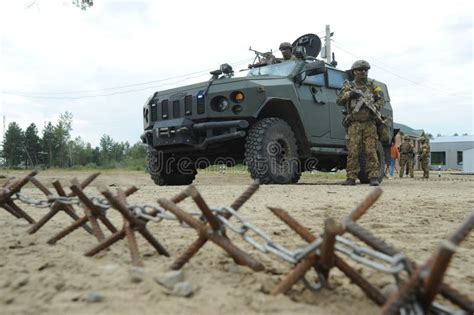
[255,98,311,158]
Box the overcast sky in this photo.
[1,0,472,146]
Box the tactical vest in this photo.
[419,143,430,158]
[347,80,378,122]
[399,142,413,156]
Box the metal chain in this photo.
[335,235,407,274]
[8,188,463,314]
[51,196,81,206]
[129,204,205,228]
[12,191,409,278]
[14,193,82,207]
[129,204,178,222]
[303,269,327,292]
[215,206,410,278]
[216,206,322,264]
[89,197,111,210]
[13,193,51,208]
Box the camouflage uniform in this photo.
[418,139,430,178]
[399,136,415,178]
[336,60,384,184]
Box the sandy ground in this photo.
[0,169,473,315]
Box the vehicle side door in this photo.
[324,69,347,140]
[295,73,330,139]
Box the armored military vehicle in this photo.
[141,34,394,185]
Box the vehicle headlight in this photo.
[211,96,230,112]
[230,91,245,103]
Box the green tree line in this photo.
[0,112,146,170]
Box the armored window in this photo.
[431,152,445,165]
[327,69,345,89]
[304,73,325,86]
[247,61,297,77]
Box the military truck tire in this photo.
[147,151,196,186]
[245,118,301,184]
[358,142,385,184]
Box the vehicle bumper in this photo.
[141,118,248,150]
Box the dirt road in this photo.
[1,170,473,315]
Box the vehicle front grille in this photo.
[173,100,180,118]
[197,96,205,114]
[184,95,192,115]
[161,100,169,119]
[150,103,158,121]
[148,94,205,123]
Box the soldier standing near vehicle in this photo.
[418,137,431,178]
[399,135,415,178]
[279,42,297,61]
[336,60,385,186]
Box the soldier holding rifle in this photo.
[418,137,431,178]
[399,135,415,178]
[337,60,385,186]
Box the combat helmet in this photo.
[420,137,426,142]
[403,135,410,141]
[351,60,371,70]
[279,42,292,50]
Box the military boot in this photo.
[342,178,356,186]
[369,178,379,186]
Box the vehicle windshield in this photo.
[246,61,298,77]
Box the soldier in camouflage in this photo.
[249,42,295,69]
[399,135,415,178]
[279,42,297,61]
[418,137,430,178]
[336,60,385,186]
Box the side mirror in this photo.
[209,69,222,80]
[305,60,326,76]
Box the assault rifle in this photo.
[248,46,277,68]
[350,88,386,125]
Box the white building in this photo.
[463,148,474,173]
[430,135,474,171]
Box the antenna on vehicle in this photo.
[330,52,338,67]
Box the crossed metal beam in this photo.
[46,179,128,245]
[381,211,474,314]
[27,173,101,234]
[157,180,264,271]
[83,186,175,267]
[267,188,473,314]
[2,171,472,313]
[343,216,474,313]
[0,171,37,224]
[268,188,387,305]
